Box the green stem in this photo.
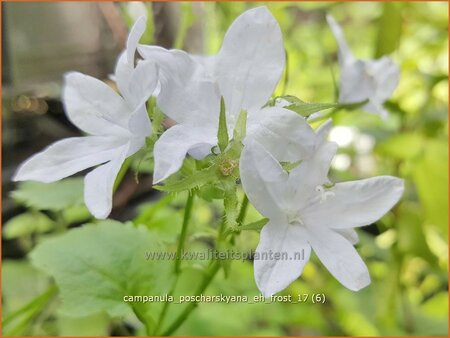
[160,192,241,335]
[280,48,289,96]
[3,286,57,335]
[113,157,132,192]
[132,304,152,336]
[161,261,221,336]
[175,192,195,274]
[236,194,249,226]
[154,192,195,334]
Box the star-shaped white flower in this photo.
[138,6,316,183]
[240,126,404,297]
[327,15,400,119]
[13,17,157,219]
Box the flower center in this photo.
[315,185,335,203]
[285,209,304,226]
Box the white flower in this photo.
[13,17,157,219]
[327,15,400,119]
[138,6,316,183]
[239,128,404,297]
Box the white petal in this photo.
[127,2,148,22]
[315,119,333,144]
[63,72,130,136]
[139,46,220,127]
[288,141,337,208]
[340,58,399,118]
[84,144,130,219]
[367,57,400,102]
[239,140,289,220]
[128,104,152,139]
[246,107,316,162]
[127,16,147,67]
[307,226,370,291]
[339,60,372,103]
[190,54,216,78]
[255,220,311,297]
[115,18,155,109]
[115,57,158,109]
[216,6,285,116]
[114,52,132,100]
[326,15,354,65]
[153,124,217,183]
[363,99,389,119]
[336,228,359,245]
[303,176,404,229]
[126,60,158,108]
[13,136,125,183]
[188,143,214,160]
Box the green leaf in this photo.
[281,160,302,172]
[2,286,57,336]
[376,133,424,160]
[30,221,174,323]
[420,292,448,318]
[3,212,54,239]
[396,202,436,263]
[218,97,229,153]
[11,178,84,211]
[62,205,91,224]
[57,313,109,336]
[232,110,247,143]
[2,260,50,316]
[238,218,269,231]
[196,184,225,202]
[412,140,448,236]
[273,96,368,118]
[375,2,402,58]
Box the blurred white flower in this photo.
[13,17,157,219]
[127,2,148,22]
[327,15,400,119]
[239,134,404,297]
[329,125,357,147]
[138,6,316,183]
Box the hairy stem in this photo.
[236,194,249,226]
[175,192,195,273]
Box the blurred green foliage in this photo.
[2,2,448,336]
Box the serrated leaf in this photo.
[196,184,225,202]
[11,178,84,211]
[275,96,369,118]
[30,221,174,322]
[154,166,217,192]
[218,97,229,153]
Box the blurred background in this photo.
[2,1,448,336]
